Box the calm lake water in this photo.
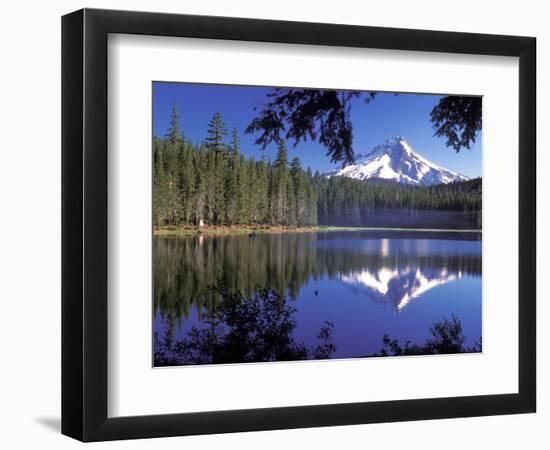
[154,230,482,365]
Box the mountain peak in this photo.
[325,137,469,186]
[366,136,415,160]
[385,135,406,144]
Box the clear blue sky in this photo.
[153,82,482,177]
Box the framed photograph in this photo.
[62,8,536,441]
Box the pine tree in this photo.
[213,155,226,225]
[153,138,168,226]
[286,174,297,226]
[205,112,228,153]
[178,141,196,223]
[255,160,269,224]
[291,158,307,226]
[306,167,318,226]
[166,104,180,146]
[205,113,229,225]
[204,148,217,224]
[237,155,249,223]
[194,144,208,224]
[306,182,318,225]
[225,128,241,224]
[271,141,291,225]
[244,160,255,223]
[229,127,240,159]
[164,105,183,225]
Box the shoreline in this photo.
[154,225,482,236]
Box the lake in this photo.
[154,230,482,366]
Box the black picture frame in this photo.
[62,8,536,442]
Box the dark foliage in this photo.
[376,315,482,356]
[430,96,482,152]
[246,89,481,165]
[246,89,376,165]
[154,282,480,366]
[154,285,336,366]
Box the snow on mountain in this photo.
[325,136,469,186]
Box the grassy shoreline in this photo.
[154,225,482,236]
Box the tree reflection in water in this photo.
[154,284,335,366]
[154,233,481,320]
[154,284,480,366]
[153,232,482,366]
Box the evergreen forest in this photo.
[153,107,482,229]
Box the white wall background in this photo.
[0,1,546,448]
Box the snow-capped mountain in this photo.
[325,136,469,186]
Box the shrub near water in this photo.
[154,285,480,366]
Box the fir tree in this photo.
[194,144,208,224]
[204,149,217,224]
[270,141,291,225]
[153,139,168,226]
[225,128,241,224]
[291,158,307,226]
[178,141,196,223]
[286,174,297,226]
[255,160,270,224]
[205,113,229,224]
[166,104,181,146]
[206,112,228,153]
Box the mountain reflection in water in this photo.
[340,266,461,312]
[154,230,481,364]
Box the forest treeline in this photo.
[153,108,482,228]
[154,108,317,227]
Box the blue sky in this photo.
[153,82,482,177]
